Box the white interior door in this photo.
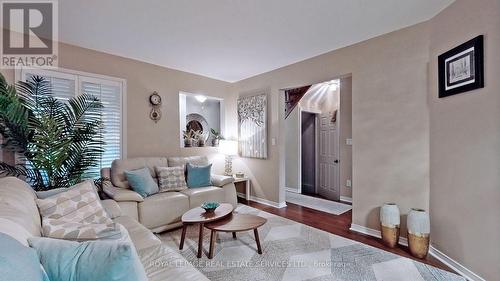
[318,112,340,201]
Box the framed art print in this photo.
[438,35,484,98]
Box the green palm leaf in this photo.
[0,74,105,190]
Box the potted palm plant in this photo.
[0,74,104,191]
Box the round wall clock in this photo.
[149,92,162,105]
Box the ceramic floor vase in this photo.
[407,208,430,258]
[380,203,401,248]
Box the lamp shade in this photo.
[219,140,238,156]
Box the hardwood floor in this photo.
[238,198,453,273]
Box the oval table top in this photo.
[205,214,267,232]
[181,203,233,224]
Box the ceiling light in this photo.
[195,95,207,103]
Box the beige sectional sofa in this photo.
[0,176,209,281]
[101,156,237,233]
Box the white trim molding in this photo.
[350,223,407,246]
[350,224,484,281]
[285,187,300,193]
[340,196,352,203]
[250,196,287,208]
[429,246,485,281]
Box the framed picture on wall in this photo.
[237,94,268,159]
[438,35,484,98]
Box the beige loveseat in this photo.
[101,156,238,233]
[0,176,208,281]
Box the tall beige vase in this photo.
[380,203,400,248]
[407,208,430,258]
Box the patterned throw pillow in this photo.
[155,166,188,192]
[36,181,120,241]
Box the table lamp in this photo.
[219,140,238,176]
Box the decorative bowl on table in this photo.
[201,202,220,213]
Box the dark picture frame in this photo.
[438,35,484,98]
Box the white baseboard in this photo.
[340,196,352,203]
[350,224,483,281]
[349,223,407,246]
[249,195,287,208]
[429,246,485,281]
[285,187,300,193]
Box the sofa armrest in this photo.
[211,174,235,187]
[101,199,122,219]
[103,181,144,202]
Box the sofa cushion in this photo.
[186,163,212,188]
[167,156,209,168]
[179,186,226,208]
[138,192,190,229]
[0,177,41,237]
[111,157,169,189]
[0,233,47,281]
[29,236,148,281]
[125,167,159,198]
[112,216,161,251]
[155,166,188,192]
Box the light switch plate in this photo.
[346,179,352,187]
[346,138,352,145]
[271,138,276,146]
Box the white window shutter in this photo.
[81,80,122,175]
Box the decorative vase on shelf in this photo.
[198,139,205,147]
[380,203,400,248]
[184,139,192,147]
[407,208,430,258]
[212,138,219,147]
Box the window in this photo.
[17,68,126,178]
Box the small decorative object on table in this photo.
[380,203,400,248]
[201,202,220,213]
[235,172,245,178]
[407,208,430,258]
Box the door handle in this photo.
[334,160,339,163]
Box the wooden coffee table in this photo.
[205,214,267,259]
[179,203,233,258]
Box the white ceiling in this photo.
[59,0,454,82]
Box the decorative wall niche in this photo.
[179,92,224,147]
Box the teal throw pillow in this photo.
[124,167,159,197]
[186,163,212,188]
[0,233,47,281]
[28,237,148,281]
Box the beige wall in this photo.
[339,77,352,199]
[428,0,500,280]
[0,42,236,174]
[233,22,431,233]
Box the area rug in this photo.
[285,191,352,215]
[158,204,463,281]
